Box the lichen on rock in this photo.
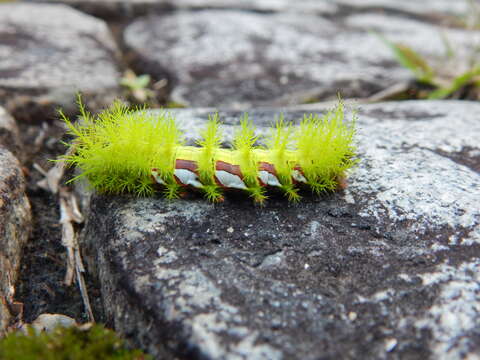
[78,101,480,359]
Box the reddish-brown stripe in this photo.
[176,159,198,172]
[337,176,348,190]
[258,162,276,174]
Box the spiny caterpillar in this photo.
[61,100,357,203]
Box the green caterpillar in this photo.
[61,100,357,203]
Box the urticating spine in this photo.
[61,100,356,203]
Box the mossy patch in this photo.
[0,325,151,360]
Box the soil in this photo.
[14,119,105,325]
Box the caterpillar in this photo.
[61,99,357,203]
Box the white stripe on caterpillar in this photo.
[258,170,282,187]
[215,170,248,190]
[292,169,307,184]
[174,169,204,189]
[151,169,166,186]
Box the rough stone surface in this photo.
[23,0,338,19]
[0,3,121,122]
[336,0,474,17]
[23,0,472,20]
[0,148,32,336]
[0,106,22,161]
[24,0,173,19]
[80,101,480,359]
[124,10,479,108]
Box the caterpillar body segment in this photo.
[154,146,308,202]
[61,99,357,203]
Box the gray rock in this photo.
[0,106,22,160]
[22,0,338,19]
[22,0,173,19]
[22,0,471,20]
[79,101,480,359]
[336,0,473,18]
[0,148,31,336]
[124,10,478,108]
[0,3,121,123]
[29,313,77,333]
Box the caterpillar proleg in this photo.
[61,99,357,203]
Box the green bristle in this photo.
[295,101,356,194]
[197,113,223,202]
[202,184,224,202]
[233,113,265,203]
[264,115,301,201]
[62,101,184,198]
[163,182,182,200]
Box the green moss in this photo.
[0,325,151,360]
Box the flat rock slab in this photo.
[23,0,174,19]
[22,0,337,19]
[124,10,478,108]
[0,148,31,336]
[23,0,470,20]
[80,100,480,359]
[0,3,121,122]
[336,0,473,18]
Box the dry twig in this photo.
[35,147,94,322]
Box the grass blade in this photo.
[375,32,435,84]
[428,66,480,99]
